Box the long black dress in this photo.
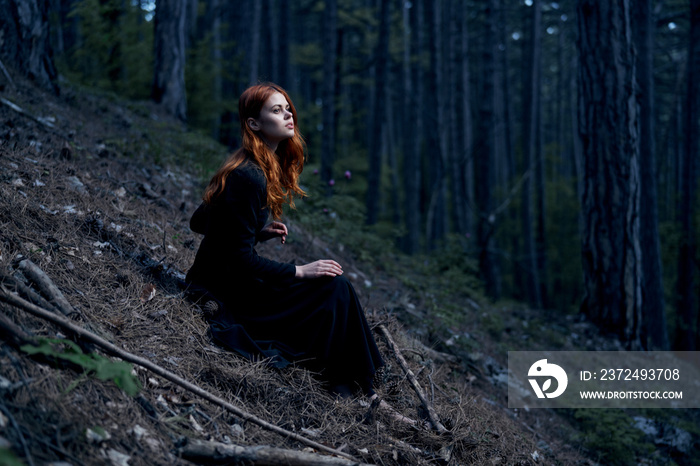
[186,160,383,394]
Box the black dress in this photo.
[186,160,383,394]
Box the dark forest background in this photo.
[3,0,700,351]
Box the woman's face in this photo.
[248,92,295,149]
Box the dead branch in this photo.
[0,97,68,139]
[377,324,447,434]
[0,308,33,347]
[2,272,58,315]
[407,338,460,365]
[18,259,76,316]
[0,97,54,127]
[0,288,359,462]
[179,439,374,465]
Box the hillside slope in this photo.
[0,74,595,465]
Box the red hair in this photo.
[203,83,306,219]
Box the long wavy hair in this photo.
[203,83,306,219]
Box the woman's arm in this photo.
[295,260,343,278]
[258,221,288,243]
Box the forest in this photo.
[0,0,700,464]
[5,0,695,350]
[32,0,699,351]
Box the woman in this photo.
[186,83,383,398]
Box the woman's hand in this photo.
[295,260,343,279]
[259,221,288,243]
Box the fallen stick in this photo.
[0,289,359,462]
[0,97,54,128]
[2,272,58,316]
[407,338,460,365]
[17,259,76,316]
[377,324,447,434]
[0,309,33,348]
[0,97,68,139]
[180,439,373,465]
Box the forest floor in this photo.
[0,72,697,466]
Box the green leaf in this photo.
[93,360,141,396]
[21,338,140,396]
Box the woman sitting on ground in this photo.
[185,82,383,398]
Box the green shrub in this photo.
[571,409,655,466]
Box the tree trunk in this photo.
[476,0,501,299]
[152,0,187,121]
[461,5,474,240]
[321,0,337,194]
[577,0,643,348]
[676,0,700,350]
[210,0,222,140]
[634,0,668,350]
[366,0,390,225]
[385,96,401,226]
[492,0,508,206]
[402,0,420,253]
[277,0,290,88]
[521,0,543,309]
[51,0,64,55]
[248,0,262,85]
[425,0,447,248]
[0,0,58,94]
[448,0,466,236]
[571,54,583,209]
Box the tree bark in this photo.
[476,0,501,299]
[248,0,262,85]
[321,0,337,194]
[577,0,643,348]
[461,5,474,240]
[0,0,59,94]
[402,0,420,253]
[180,439,373,466]
[424,0,447,248]
[693,1,700,348]
[521,0,543,309]
[210,0,222,140]
[676,0,700,350]
[152,0,187,121]
[633,0,668,350]
[385,90,401,226]
[448,0,466,236]
[366,0,390,225]
[277,0,291,88]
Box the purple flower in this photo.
[313,168,319,175]
[344,170,352,180]
[323,208,329,213]
[328,179,335,186]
